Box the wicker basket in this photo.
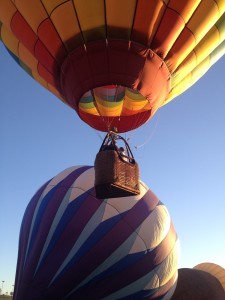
[94,149,140,199]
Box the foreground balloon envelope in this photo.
[171,265,225,300]
[1,1,225,132]
[14,166,179,299]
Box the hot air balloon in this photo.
[13,166,179,300]
[0,1,225,132]
[194,262,225,290]
[171,263,225,300]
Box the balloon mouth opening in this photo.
[78,85,152,132]
[60,40,171,132]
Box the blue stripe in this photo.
[20,180,51,240]
[56,211,126,280]
[120,288,157,299]
[76,251,146,290]
[80,95,94,103]
[39,189,92,265]
[26,167,89,263]
[73,213,123,259]
[27,185,59,258]
[95,92,125,102]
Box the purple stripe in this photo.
[15,166,90,300]
[98,224,177,298]
[69,210,125,265]
[149,272,177,299]
[13,181,50,299]
[69,223,177,299]
[37,188,97,265]
[25,167,90,268]
[32,191,102,290]
[44,189,160,299]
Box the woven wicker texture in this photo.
[95,150,140,198]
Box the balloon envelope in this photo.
[14,166,179,299]
[1,1,225,132]
[171,267,225,300]
[194,262,225,292]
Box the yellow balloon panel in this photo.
[195,27,221,64]
[213,0,225,16]
[168,0,201,23]
[73,0,106,42]
[0,25,19,56]
[14,0,48,33]
[170,17,224,88]
[187,0,221,43]
[0,1,17,30]
[95,100,123,117]
[106,0,136,39]
[50,2,82,51]
[41,0,69,14]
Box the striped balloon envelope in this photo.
[1,1,225,132]
[14,166,179,300]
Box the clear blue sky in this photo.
[0,42,225,294]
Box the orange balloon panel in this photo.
[0,1,225,132]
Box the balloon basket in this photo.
[94,150,140,199]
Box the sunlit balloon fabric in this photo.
[14,166,179,300]
[171,265,225,300]
[1,1,225,132]
[194,262,225,291]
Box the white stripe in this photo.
[66,208,170,295]
[148,239,180,288]
[102,269,160,300]
[64,228,146,298]
[49,201,108,286]
[41,166,82,199]
[134,205,171,251]
[102,250,179,300]
[34,187,76,274]
[23,166,83,270]
[23,188,48,269]
[161,280,177,300]
[69,167,95,202]
[65,206,176,296]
